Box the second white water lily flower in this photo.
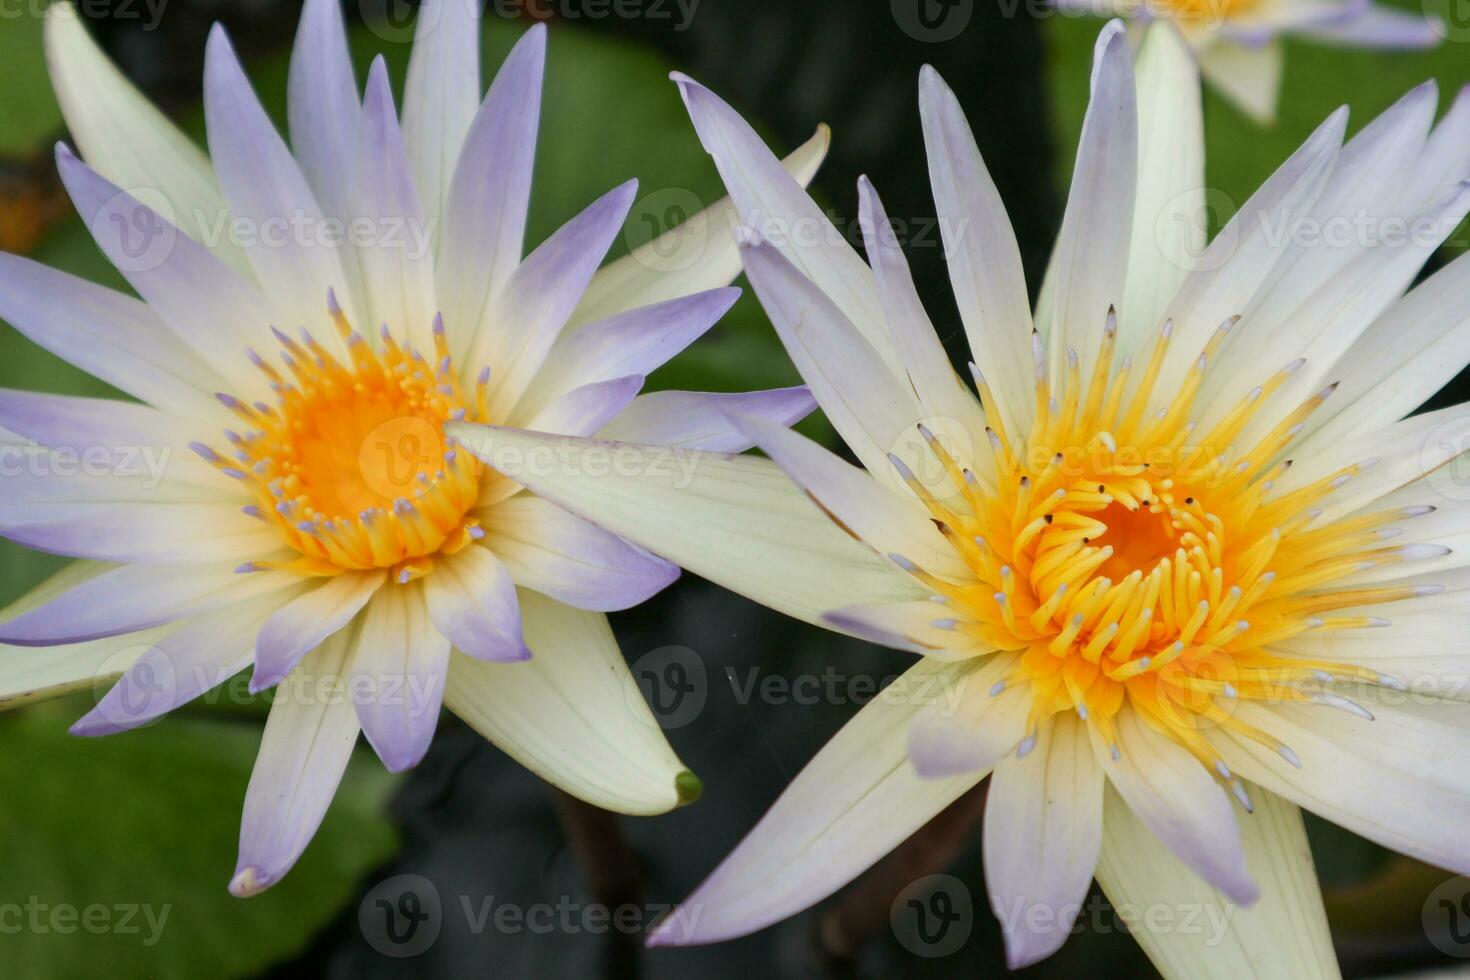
[453,20,1470,975]
[1059,0,1442,123]
[0,0,824,895]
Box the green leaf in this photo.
[0,703,397,978]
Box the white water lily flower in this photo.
[449,20,1470,975]
[1061,0,1442,124]
[0,0,827,895]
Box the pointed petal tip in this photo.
[675,770,703,807]
[229,866,275,898]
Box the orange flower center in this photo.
[193,298,490,582]
[893,311,1430,804]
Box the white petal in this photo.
[480,494,678,612]
[726,408,970,580]
[596,388,816,452]
[287,0,361,226]
[0,562,169,710]
[1093,706,1258,905]
[1040,21,1136,386]
[915,69,1034,438]
[0,563,297,647]
[402,0,481,253]
[54,147,274,391]
[983,713,1104,969]
[443,589,693,814]
[1270,403,1470,523]
[1123,23,1204,349]
[856,175,991,473]
[1212,697,1470,876]
[232,631,360,897]
[422,544,530,663]
[1148,104,1345,401]
[1197,38,1283,126]
[648,657,990,946]
[204,26,355,349]
[437,25,545,362]
[672,75,898,365]
[471,182,637,420]
[349,582,450,772]
[1095,782,1337,979]
[1299,246,1470,452]
[822,600,989,659]
[515,288,740,423]
[252,570,385,692]
[447,424,925,631]
[906,655,1030,777]
[71,584,304,735]
[43,2,249,274]
[0,255,225,419]
[354,58,437,350]
[738,237,930,493]
[572,125,829,325]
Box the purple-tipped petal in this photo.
[287,0,361,221]
[469,180,639,420]
[438,23,545,361]
[72,592,293,736]
[403,0,482,238]
[518,287,741,420]
[423,545,531,663]
[0,562,290,647]
[670,72,895,360]
[204,25,354,349]
[525,374,645,438]
[251,571,385,693]
[355,56,437,352]
[350,584,451,772]
[0,254,224,418]
[483,495,679,612]
[1292,0,1443,48]
[54,145,276,389]
[233,633,359,897]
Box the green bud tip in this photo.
[675,770,703,807]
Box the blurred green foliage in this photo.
[0,705,396,976]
